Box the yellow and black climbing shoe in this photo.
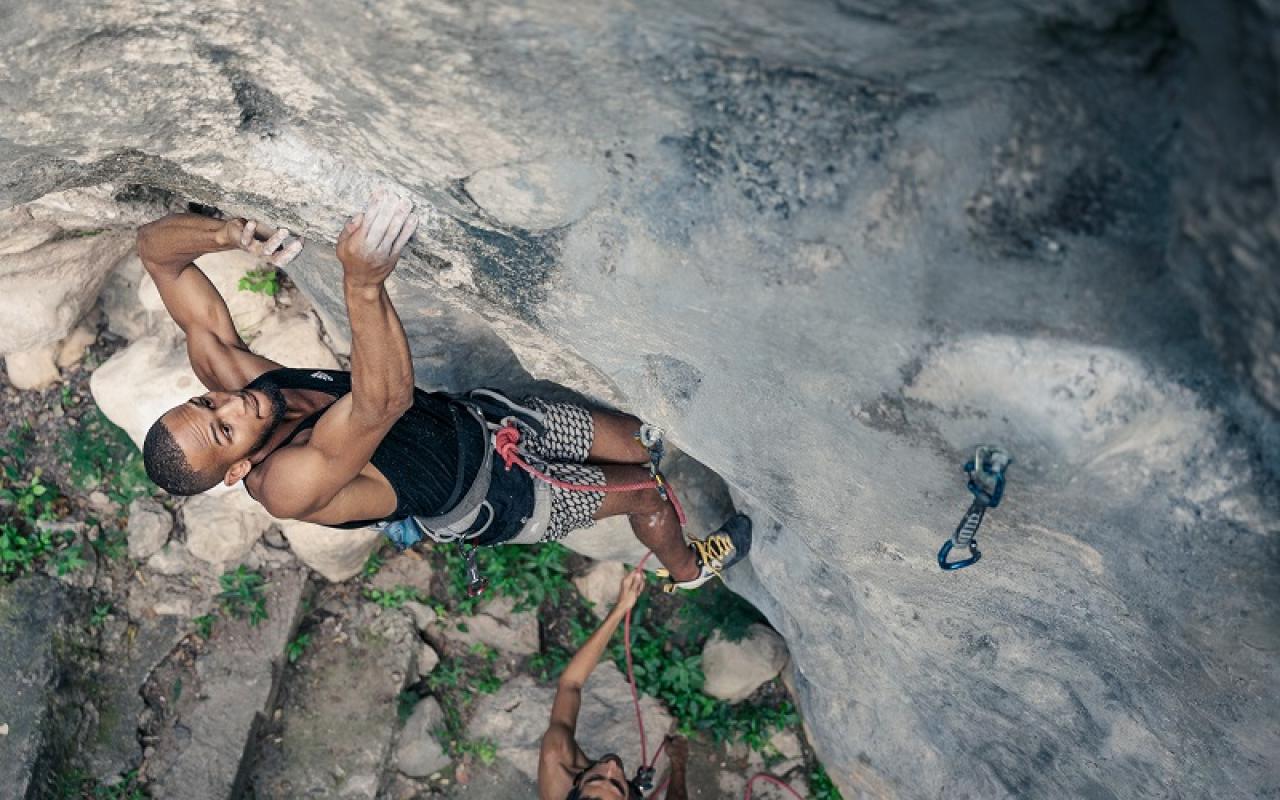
[663,513,752,592]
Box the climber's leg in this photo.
[592,465,701,582]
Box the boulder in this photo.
[0,578,76,798]
[469,664,673,783]
[701,625,790,704]
[402,601,438,634]
[248,309,340,370]
[431,595,538,657]
[89,335,205,451]
[0,226,134,354]
[370,552,435,596]
[277,517,382,582]
[54,320,99,369]
[247,604,419,799]
[127,497,173,560]
[416,642,440,678]
[182,493,270,567]
[143,567,308,800]
[4,343,59,390]
[395,697,451,778]
[138,249,276,337]
[572,560,628,618]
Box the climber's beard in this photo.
[248,379,289,457]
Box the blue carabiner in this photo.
[938,538,982,570]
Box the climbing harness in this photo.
[937,445,1012,571]
[621,553,806,799]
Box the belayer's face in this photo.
[577,754,628,800]
[162,387,284,480]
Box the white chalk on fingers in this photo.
[263,228,290,254]
[241,220,256,248]
[272,239,304,266]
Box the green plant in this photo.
[1,468,59,522]
[362,548,385,578]
[677,582,767,643]
[90,604,112,626]
[443,543,572,614]
[0,521,55,578]
[218,566,268,626]
[193,614,216,639]
[456,738,498,765]
[238,268,279,296]
[91,527,129,561]
[64,409,152,503]
[363,585,421,609]
[397,690,421,722]
[55,543,88,575]
[54,766,149,799]
[810,763,844,800]
[529,646,571,683]
[286,633,311,664]
[425,659,464,692]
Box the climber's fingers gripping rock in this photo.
[219,217,304,267]
[336,187,419,290]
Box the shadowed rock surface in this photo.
[1,1,1278,797]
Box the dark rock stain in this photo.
[455,219,561,322]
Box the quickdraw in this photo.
[938,445,1012,571]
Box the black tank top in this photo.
[247,368,486,529]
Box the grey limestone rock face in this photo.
[0,577,77,800]
[1,1,1278,797]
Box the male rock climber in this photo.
[136,190,751,591]
[539,570,690,800]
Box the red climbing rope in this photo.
[622,555,806,799]
[493,424,687,525]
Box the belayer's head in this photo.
[565,754,642,800]
[143,379,288,496]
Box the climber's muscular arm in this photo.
[253,191,420,523]
[136,213,301,391]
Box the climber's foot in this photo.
[665,514,752,592]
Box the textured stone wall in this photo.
[1,1,1277,797]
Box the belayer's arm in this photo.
[538,572,646,796]
[136,213,300,390]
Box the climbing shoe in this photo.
[662,513,752,592]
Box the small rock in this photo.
[146,541,200,576]
[262,526,288,549]
[402,601,438,633]
[573,560,628,618]
[434,595,539,656]
[769,729,803,761]
[396,698,452,778]
[416,642,440,678]
[4,344,59,390]
[182,493,269,566]
[55,321,98,368]
[87,491,114,513]
[701,624,790,703]
[276,517,382,581]
[127,497,172,560]
[371,553,434,596]
[0,722,8,736]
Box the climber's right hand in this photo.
[337,188,419,290]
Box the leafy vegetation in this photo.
[54,767,149,799]
[810,763,844,799]
[0,425,82,579]
[237,268,279,296]
[63,409,152,504]
[193,614,216,639]
[217,566,269,626]
[363,585,423,609]
[286,633,312,664]
[442,542,572,613]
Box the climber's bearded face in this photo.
[575,754,630,800]
[162,383,288,482]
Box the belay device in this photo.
[938,445,1012,571]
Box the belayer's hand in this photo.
[614,570,646,614]
[337,188,419,290]
[218,218,304,267]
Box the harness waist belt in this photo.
[409,401,494,542]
